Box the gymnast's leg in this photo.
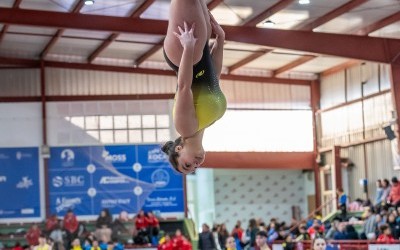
[164,0,209,67]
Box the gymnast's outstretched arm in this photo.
[209,12,225,77]
[173,22,199,138]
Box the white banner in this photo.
[369,244,400,250]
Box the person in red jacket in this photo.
[172,229,184,249]
[25,224,41,246]
[158,235,173,250]
[377,224,395,243]
[134,210,149,244]
[387,177,400,208]
[63,209,79,249]
[146,211,160,245]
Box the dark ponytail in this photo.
[161,137,182,172]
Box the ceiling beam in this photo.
[203,152,314,169]
[87,0,156,63]
[273,55,316,76]
[242,0,294,27]
[227,49,272,73]
[133,0,223,67]
[320,59,360,77]
[0,56,311,85]
[1,8,400,64]
[0,0,23,43]
[356,11,400,35]
[40,0,85,59]
[295,0,368,31]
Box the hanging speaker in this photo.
[383,125,396,140]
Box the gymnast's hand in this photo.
[174,21,197,49]
[209,11,225,40]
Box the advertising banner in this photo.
[48,144,184,217]
[0,147,41,219]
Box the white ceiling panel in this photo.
[223,50,257,67]
[294,56,349,73]
[117,33,164,44]
[50,37,104,57]
[0,0,14,8]
[224,41,269,52]
[21,0,73,12]
[246,53,303,70]
[100,42,156,60]
[315,0,400,34]
[0,34,51,59]
[369,20,400,39]
[63,29,111,39]
[138,0,170,20]
[80,0,144,17]
[8,25,57,35]
[92,57,135,66]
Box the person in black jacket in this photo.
[95,208,113,243]
[199,223,217,250]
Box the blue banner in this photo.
[0,147,41,219]
[48,145,184,216]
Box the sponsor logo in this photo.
[55,197,82,213]
[151,169,170,188]
[16,177,33,189]
[21,208,34,215]
[99,176,129,184]
[61,149,75,167]
[148,148,167,163]
[0,176,6,183]
[0,153,9,159]
[101,199,130,208]
[195,70,205,79]
[102,150,127,163]
[52,175,85,188]
[16,151,32,160]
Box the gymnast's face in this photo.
[175,145,205,174]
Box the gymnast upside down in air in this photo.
[161,0,227,174]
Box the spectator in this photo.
[307,219,324,239]
[108,240,124,250]
[377,224,395,243]
[337,188,347,221]
[146,211,160,245]
[387,177,400,208]
[112,211,129,242]
[34,235,51,250]
[375,180,384,205]
[325,220,339,240]
[46,215,63,250]
[382,179,392,204]
[332,223,346,240]
[282,234,294,250]
[64,210,79,249]
[387,213,400,239]
[255,231,271,250]
[212,225,221,250]
[158,234,173,250]
[344,225,358,240]
[225,236,236,250]
[134,210,148,244]
[71,239,82,250]
[218,224,229,250]
[198,223,217,250]
[26,224,42,246]
[231,221,244,250]
[45,214,59,236]
[296,224,310,241]
[312,237,326,250]
[172,229,184,249]
[276,227,286,241]
[91,240,101,250]
[12,242,23,250]
[95,209,113,243]
[360,207,377,240]
[247,219,259,249]
[266,223,278,243]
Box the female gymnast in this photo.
[161,0,227,174]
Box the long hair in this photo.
[161,137,183,173]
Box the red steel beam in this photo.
[88,0,156,63]
[203,151,314,169]
[295,0,368,31]
[320,59,360,77]
[0,56,311,85]
[391,64,400,155]
[227,49,272,73]
[273,55,316,76]
[242,0,294,27]
[0,0,23,43]
[133,0,223,67]
[356,10,400,35]
[40,1,85,59]
[311,80,321,207]
[2,8,400,63]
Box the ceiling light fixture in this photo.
[263,20,275,28]
[299,0,310,4]
[84,0,94,5]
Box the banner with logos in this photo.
[0,147,41,219]
[48,144,184,217]
[369,244,400,250]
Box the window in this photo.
[66,114,171,144]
